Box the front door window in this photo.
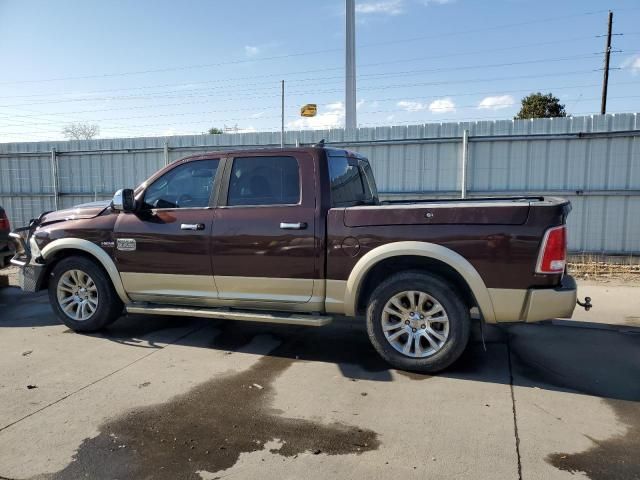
[144,159,219,209]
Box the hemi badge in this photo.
[100,241,115,248]
[116,239,137,251]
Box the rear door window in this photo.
[328,154,375,206]
[227,156,300,206]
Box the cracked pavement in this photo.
[0,278,638,479]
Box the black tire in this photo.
[366,271,471,373]
[48,255,123,332]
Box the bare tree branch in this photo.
[62,123,100,140]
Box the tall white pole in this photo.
[281,80,285,148]
[345,0,357,130]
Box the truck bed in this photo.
[344,196,570,227]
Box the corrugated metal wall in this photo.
[1,113,639,254]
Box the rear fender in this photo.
[343,241,496,322]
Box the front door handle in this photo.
[280,222,307,230]
[181,223,205,231]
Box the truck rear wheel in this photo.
[366,271,471,373]
[48,256,123,332]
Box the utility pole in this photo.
[281,80,285,148]
[345,0,357,130]
[600,10,613,115]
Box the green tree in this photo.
[515,92,567,119]
[208,127,223,134]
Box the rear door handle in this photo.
[280,222,307,230]
[181,223,205,231]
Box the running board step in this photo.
[126,304,332,327]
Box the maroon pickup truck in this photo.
[10,146,582,372]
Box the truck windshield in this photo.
[327,154,378,207]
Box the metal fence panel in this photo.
[1,113,639,254]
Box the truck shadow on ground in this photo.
[101,312,640,403]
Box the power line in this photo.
[0,58,608,110]
[3,74,635,131]
[0,74,613,131]
[4,90,636,129]
[0,8,624,86]
[0,33,611,103]
[3,94,637,137]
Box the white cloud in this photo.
[356,99,366,109]
[249,111,266,119]
[429,97,456,113]
[423,0,455,5]
[244,45,260,57]
[356,0,404,15]
[621,54,640,75]
[287,101,345,130]
[397,100,427,112]
[478,95,515,110]
[235,126,257,133]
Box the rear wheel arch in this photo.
[357,256,476,314]
[41,239,130,304]
[346,241,496,322]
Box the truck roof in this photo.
[177,146,364,163]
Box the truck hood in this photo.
[39,200,111,226]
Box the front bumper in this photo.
[17,263,47,292]
[523,274,577,322]
[8,227,47,292]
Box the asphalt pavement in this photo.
[0,277,638,479]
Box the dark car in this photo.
[0,206,13,268]
[9,147,582,372]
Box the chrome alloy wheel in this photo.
[381,290,450,358]
[56,269,99,321]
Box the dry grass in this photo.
[568,254,640,281]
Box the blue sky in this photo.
[0,0,639,142]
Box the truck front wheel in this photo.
[48,256,123,332]
[366,271,471,373]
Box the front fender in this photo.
[41,238,131,304]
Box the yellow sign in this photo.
[300,104,317,117]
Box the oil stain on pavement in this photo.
[548,399,640,480]
[42,324,380,480]
[507,323,640,480]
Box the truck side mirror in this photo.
[112,189,136,212]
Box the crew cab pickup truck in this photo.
[10,146,581,372]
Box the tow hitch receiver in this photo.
[577,297,592,311]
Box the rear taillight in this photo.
[0,211,9,230]
[536,225,567,274]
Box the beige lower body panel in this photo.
[215,275,317,303]
[325,279,348,314]
[488,283,577,323]
[121,273,325,313]
[121,272,218,302]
